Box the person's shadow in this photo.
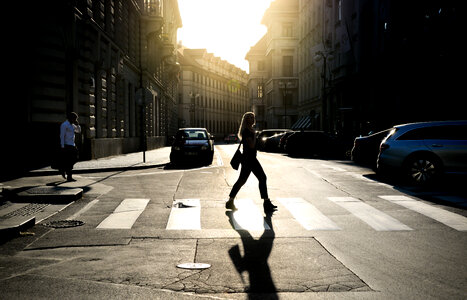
[226,210,278,299]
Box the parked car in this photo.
[284,130,345,158]
[257,129,292,150]
[170,128,215,165]
[263,132,287,152]
[224,134,239,144]
[351,129,392,168]
[278,131,296,152]
[377,120,467,185]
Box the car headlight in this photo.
[173,146,181,151]
[201,144,209,151]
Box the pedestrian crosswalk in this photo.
[91,196,467,232]
[96,198,150,229]
[166,199,201,230]
[228,199,271,230]
[328,197,412,231]
[378,195,467,231]
[277,198,341,231]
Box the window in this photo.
[257,84,263,99]
[283,56,293,77]
[398,125,467,140]
[282,22,293,37]
[336,0,342,22]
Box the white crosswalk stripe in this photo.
[328,197,412,231]
[229,199,271,230]
[278,198,341,230]
[97,198,150,230]
[166,199,201,230]
[379,195,467,231]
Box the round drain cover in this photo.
[42,220,85,228]
[176,263,211,270]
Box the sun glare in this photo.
[177,0,274,72]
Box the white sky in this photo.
[177,0,274,72]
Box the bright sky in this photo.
[177,0,274,73]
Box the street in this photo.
[1,144,466,299]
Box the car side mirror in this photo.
[210,135,215,140]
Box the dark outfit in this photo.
[61,145,78,176]
[229,128,269,199]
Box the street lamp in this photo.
[189,92,199,127]
[278,80,294,128]
[314,50,333,132]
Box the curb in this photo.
[2,186,83,204]
[26,162,169,177]
[0,216,35,237]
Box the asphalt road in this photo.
[1,144,466,299]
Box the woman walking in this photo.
[226,112,277,212]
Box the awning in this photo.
[291,116,312,130]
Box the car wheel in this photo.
[404,154,441,185]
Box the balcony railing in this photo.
[144,0,162,17]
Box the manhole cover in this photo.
[42,220,85,228]
[177,263,211,270]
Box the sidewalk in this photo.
[30,146,172,175]
[0,147,171,237]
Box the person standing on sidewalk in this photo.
[226,112,277,212]
[59,112,81,181]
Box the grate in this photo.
[42,220,85,228]
[0,203,49,221]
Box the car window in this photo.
[397,125,467,140]
[370,129,391,139]
[178,130,207,140]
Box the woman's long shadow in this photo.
[226,210,278,299]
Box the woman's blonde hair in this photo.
[238,112,255,139]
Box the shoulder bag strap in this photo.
[237,140,242,151]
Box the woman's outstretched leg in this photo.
[251,158,277,211]
[227,164,252,210]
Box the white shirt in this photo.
[60,120,81,148]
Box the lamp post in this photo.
[314,50,333,132]
[189,92,199,127]
[278,80,294,128]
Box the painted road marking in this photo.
[379,195,467,231]
[216,151,224,166]
[328,197,412,231]
[278,198,341,230]
[230,198,271,231]
[166,199,201,230]
[67,199,99,221]
[97,198,150,229]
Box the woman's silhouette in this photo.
[226,112,277,212]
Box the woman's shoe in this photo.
[225,199,237,211]
[263,199,277,211]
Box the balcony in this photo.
[142,0,163,34]
[161,35,175,57]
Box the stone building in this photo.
[246,0,299,130]
[3,0,181,178]
[177,47,249,139]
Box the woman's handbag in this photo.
[230,140,242,170]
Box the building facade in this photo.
[177,48,249,139]
[246,0,299,130]
[3,0,182,178]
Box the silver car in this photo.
[377,120,467,184]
